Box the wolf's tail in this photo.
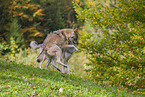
[30,41,42,50]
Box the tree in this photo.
[0,0,78,47]
[38,0,78,31]
[9,18,25,49]
[0,0,11,42]
[8,0,45,46]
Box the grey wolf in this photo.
[30,28,78,72]
[61,28,79,74]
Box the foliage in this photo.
[9,37,19,57]
[9,18,25,48]
[7,0,45,46]
[0,37,19,59]
[35,0,80,31]
[0,0,45,47]
[73,0,145,89]
[1,18,24,56]
[3,48,39,66]
[0,0,79,48]
[67,52,89,77]
[0,0,11,42]
[0,59,144,96]
[0,42,9,57]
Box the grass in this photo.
[4,48,89,77]
[0,59,144,97]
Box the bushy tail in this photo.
[30,41,42,50]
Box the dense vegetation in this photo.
[73,0,144,90]
[0,0,144,96]
[0,0,78,48]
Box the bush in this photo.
[1,18,25,57]
[9,18,25,49]
[73,0,144,89]
[4,48,40,66]
[0,42,9,57]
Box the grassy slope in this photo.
[0,59,144,97]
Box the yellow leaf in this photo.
[23,6,29,9]
[21,27,34,33]
[33,32,41,36]
[19,12,23,16]
[33,9,44,17]
[29,31,44,37]
[23,15,29,18]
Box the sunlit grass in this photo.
[0,59,143,97]
[4,48,89,77]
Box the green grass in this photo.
[4,48,89,77]
[0,59,144,97]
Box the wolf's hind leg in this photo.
[51,57,61,72]
[56,50,67,67]
[39,55,47,69]
[53,46,67,67]
[46,58,51,71]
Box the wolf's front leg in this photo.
[65,61,70,75]
[62,58,65,74]
[63,45,79,51]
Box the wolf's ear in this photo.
[74,28,78,32]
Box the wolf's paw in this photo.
[57,68,61,72]
[63,65,67,67]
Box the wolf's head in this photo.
[68,28,78,44]
[73,28,79,44]
[57,29,74,40]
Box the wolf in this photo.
[61,28,79,74]
[30,28,79,74]
[30,28,78,72]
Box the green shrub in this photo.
[5,48,40,66]
[73,0,145,89]
[1,18,25,57]
[0,42,9,57]
[9,18,25,49]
